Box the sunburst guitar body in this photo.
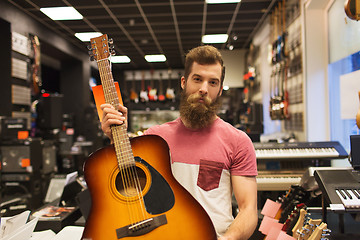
[83,34,217,240]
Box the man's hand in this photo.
[100,103,128,143]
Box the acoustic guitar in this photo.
[129,71,139,103]
[82,34,217,240]
[139,71,149,102]
[307,222,330,240]
[297,218,322,240]
[158,72,165,102]
[291,208,307,238]
[345,0,360,21]
[31,35,42,96]
[165,69,175,101]
[148,69,158,101]
[281,0,288,59]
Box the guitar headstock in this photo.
[88,34,115,61]
[297,218,322,240]
[292,208,307,238]
[307,222,330,240]
[278,186,308,224]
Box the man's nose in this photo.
[199,81,208,95]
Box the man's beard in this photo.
[179,90,222,129]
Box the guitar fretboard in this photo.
[97,59,135,168]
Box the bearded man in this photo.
[100,45,258,240]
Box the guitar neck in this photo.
[112,125,135,167]
[96,52,135,167]
[97,60,121,109]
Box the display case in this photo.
[129,110,179,134]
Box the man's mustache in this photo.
[187,93,212,106]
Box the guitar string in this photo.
[99,59,148,225]
[98,59,135,224]
[113,101,148,225]
[101,60,142,224]
[118,125,148,223]
[113,125,141,224]
[105,64,148,224]
[95,43,140,224]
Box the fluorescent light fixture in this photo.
[202,34,229,44]
[40,7,83,20]
[75,32,102,42]
[110,56,131,63]
[144,54,166,63]
[206,0,241,3]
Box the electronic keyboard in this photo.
[314,169,360,210]
[254,141,348,160]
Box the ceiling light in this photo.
[110,56,131,63]
[40,7,83,20]
[206,0,241,4]
[129,19,135,26]
[202,34,229,44]
[75,32,102,42]
[144,54,166,63]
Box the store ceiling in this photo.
[9,0,277,70]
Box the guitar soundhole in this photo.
[115,166,147,198]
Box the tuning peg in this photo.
[87,45,92,50]
[111,49,116,56]
[108,38,114,44]
[89,55,95,61]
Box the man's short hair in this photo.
[184,45,225,85]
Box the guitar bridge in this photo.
[116,214,167,239]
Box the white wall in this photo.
[303,0,331,141]
[219,49,246,88]
[328,0,360,63]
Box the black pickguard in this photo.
[135,156,175,215]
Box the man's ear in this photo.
[180,76,186,90]
[218,86,223,96]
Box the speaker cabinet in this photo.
[0,138,42,173]
[350,135,360,169]
[42,140,57,174]
[2,173,43,209]
[0,18,12,117]
[0,117,27,143]
[37,94,64,129]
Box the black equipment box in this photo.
[350,135,360,170]
[0,138,42,173]
[0,117,28,143]
[37,94,64,129]
[32,204,82,233]
[2,173,44,209]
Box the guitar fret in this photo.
[112,126,135,167]
[97,59,136,169]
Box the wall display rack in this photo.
[267,0,305,133]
